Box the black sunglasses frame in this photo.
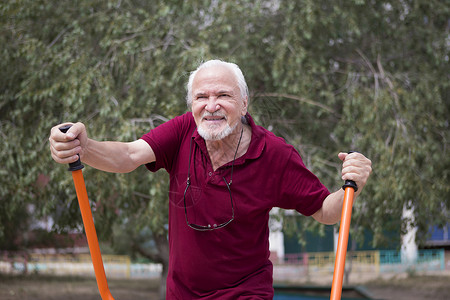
[183,177,234,231]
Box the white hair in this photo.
[185,59,249,106]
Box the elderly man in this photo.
[50,59,372,299]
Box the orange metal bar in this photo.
[71,169,115,300]
[330,186,355,300]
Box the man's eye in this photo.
[219,94,230,98]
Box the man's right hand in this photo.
[49,122,88,165]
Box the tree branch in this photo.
[256,92,338,115]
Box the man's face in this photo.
[191,65,248,141]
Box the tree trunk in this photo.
[344,240,356,286]
[154,233,169,300]
[133,232,169,300]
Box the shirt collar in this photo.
[192,113,266,165]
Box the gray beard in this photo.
[197,121,237,141]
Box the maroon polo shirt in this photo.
[141,112,330,299]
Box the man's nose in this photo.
[205,97,220,112]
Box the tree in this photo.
[266,0,449,248]
[1,0,448,296]
[0,1,195,296]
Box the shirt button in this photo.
[209,172,212,176]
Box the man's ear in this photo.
[241,96,248,116]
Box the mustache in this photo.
[201,111,227,119]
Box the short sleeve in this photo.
[277,148,330,216]
[140,112,195,173]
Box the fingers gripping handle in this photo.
[59,125,84,171]
[342,151,358,192]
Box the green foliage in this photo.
[1,0,448,254]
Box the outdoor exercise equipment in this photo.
[59,124,359,300]
[330,154,358,300]
[59,125,115,300]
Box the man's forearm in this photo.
[82,139,140,173]
[312,189,345,225]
